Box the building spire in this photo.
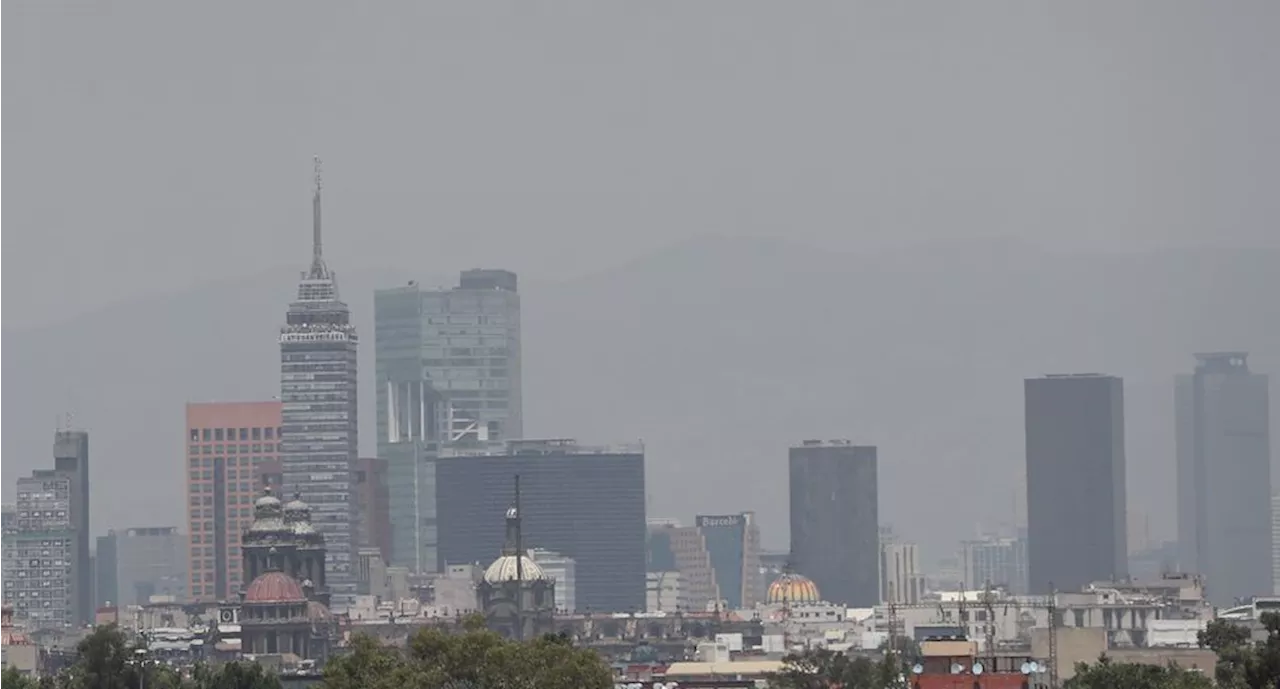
[310,155,328,279]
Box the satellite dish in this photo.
[972,662,984,675]
[1029,661,1041,673]
[950,663,964,674]
[1020,662,1032,674]
[911,664,924,675]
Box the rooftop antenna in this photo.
[309,155,328,279]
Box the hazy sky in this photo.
[5,1,1278,329]
[4,3,1279,561]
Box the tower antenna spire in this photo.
[310,155,327,278]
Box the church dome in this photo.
[255,488,282,513]
[284,494,310,518]
[244,571,305,603]
[767,572,821,604]
[248,487,289,535]
[484,553,546,584]
[283,493,319,538]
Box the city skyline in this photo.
[7,4,1280,681]
[8,0,1280,566]
[3,162,1277,616]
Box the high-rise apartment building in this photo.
[789,440,880,606]
[1025,374,1127,594]
[3,473,78,628]
[695,513,762,609]
[435,439,645,613]
[279,161,360,608]
[375,269,522,572]
[185,401,282,601]
[4,431,92,628]
[960,536,1028,595]
[1176,353,1272,606]
[95,527,186,608]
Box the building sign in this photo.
[696,515,742,528]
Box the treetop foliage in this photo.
[5,619,612,689]
[323,618,613,689]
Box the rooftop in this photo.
[438,438,644,458]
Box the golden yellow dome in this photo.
[766,572,821,604]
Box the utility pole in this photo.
[887,581,898,656]
[1047,583,1059,689]
[982,580,996,669]
[887,580,903,688]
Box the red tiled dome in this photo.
[244,571,305,603]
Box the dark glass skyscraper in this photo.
[435,439,645,613]
[279,160,359,608]
[1025,374,1127,595]
[1176,353,1271,606]
[53,430,90,624]
[789,441,879,606]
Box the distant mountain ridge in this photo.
[4,237,1277,560]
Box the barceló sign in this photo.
[697,515,742,528]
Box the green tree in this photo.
[321,634,415,689]
[1200,618,1254,689]
[190,661,282,689]
[322,620,612,689]
[2,666,43,689]
[1198,612,1280,689]
[1064,654,1213,689]
[59,625,182,689]
[768,647,899,689]
[876,636,922,663]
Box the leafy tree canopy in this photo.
[1198,612,1280,689]
[3,666,43,689]
[768,646,904,689]
[1065,654,1213,689]
[321,615,613,689]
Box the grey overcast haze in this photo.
[3,1,1279,561]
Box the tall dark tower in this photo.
[53,430,91,625]
[1177,353,1272,606]
[788,440,879,606]
[1025,374,1127,595]
[279,158,359,609]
